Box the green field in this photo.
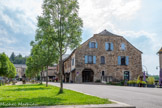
[0,84,111,107]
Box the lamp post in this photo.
[142,65,148,81]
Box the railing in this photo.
[101,76,113,83]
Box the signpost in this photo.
[143,71,146,81]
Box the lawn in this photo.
[0,84,111,107]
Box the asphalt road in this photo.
[48,82,162,108]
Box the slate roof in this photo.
[158,47,162,53]
[98,29,115,36]
[14,64,27,68]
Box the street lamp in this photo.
[142,65,148,75]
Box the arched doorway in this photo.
[82,69,94,82]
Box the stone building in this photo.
[14,64,27,80]
[63,30,142,83]
[42,65,58,81]
[158,47,162,86]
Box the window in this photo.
[89,41,98,48]
[105,42,113,51]
[88,56,93,64]
[101,56,105,64]
[118,56,129,65]
[72,58,74,66]
[120,43,126,51]
[91,42,96,48]
[85,55,96,64]
[121,56,126,65]
[102,71,105,76]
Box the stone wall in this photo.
[160,54,162,69]
[74,34,142,83]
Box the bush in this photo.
[141,81,146,84]
[127,80,136,84]
[120,80,125,86]
[147,77,155,85]
[107,82,121,86]
[95,79,101,83]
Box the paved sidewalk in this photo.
[9,102,135,108]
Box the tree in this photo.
[0,53,9,76]
[10,52,15,63]
[0,53,16,78]
[9,52,27,64]
[41,0,83,92]
[34,16,59,87]
[26,56,39,79]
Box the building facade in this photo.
[158,48,162,86]
[63,30,143,83]
[42,65,58,81]
[14,64,27,80]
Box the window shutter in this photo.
[105,42,108,50]
[93,56,96,64]
[121,43,125,50]
[89,42,91,48]
[85,55,88,64]
[126,56,129,65]
[96,42,98,48]
[111,42,114,51]
[118,56,121,65]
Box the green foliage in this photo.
[10,52,27,64]
[136,75,141,84]
[141,81,146,84]
[147,77,155,85]
[33,0,83,90]
[0,53,16,78]
[0,84,111,107]
[150,75,159,81]
[127,80,136,84]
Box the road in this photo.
[48,82,162,108]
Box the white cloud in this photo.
[0,0,161,75]
[0,0,43,34]
[78,0,141,32]
[0,46,30,57]
[78,0,161,75]
[0,29,17,44]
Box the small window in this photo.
[101,56,105,64]
[121,56,126,65]
[88,56,93,64]
[85,55,96,64]
[91,42,96,48]
[89,41,98,48]
[72,58,74,66]
[118,56,129,65]
[120,43,125,51]
[108,43,111,51]
[105,42,113,51]
[102,71,105,76]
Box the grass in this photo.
[0,84,111,107]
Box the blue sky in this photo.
[0,0,162,75]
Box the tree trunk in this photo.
[40,67,43,84]
[46,66,48,87]
[59,54,63,93]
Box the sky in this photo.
[0,0,162,75]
